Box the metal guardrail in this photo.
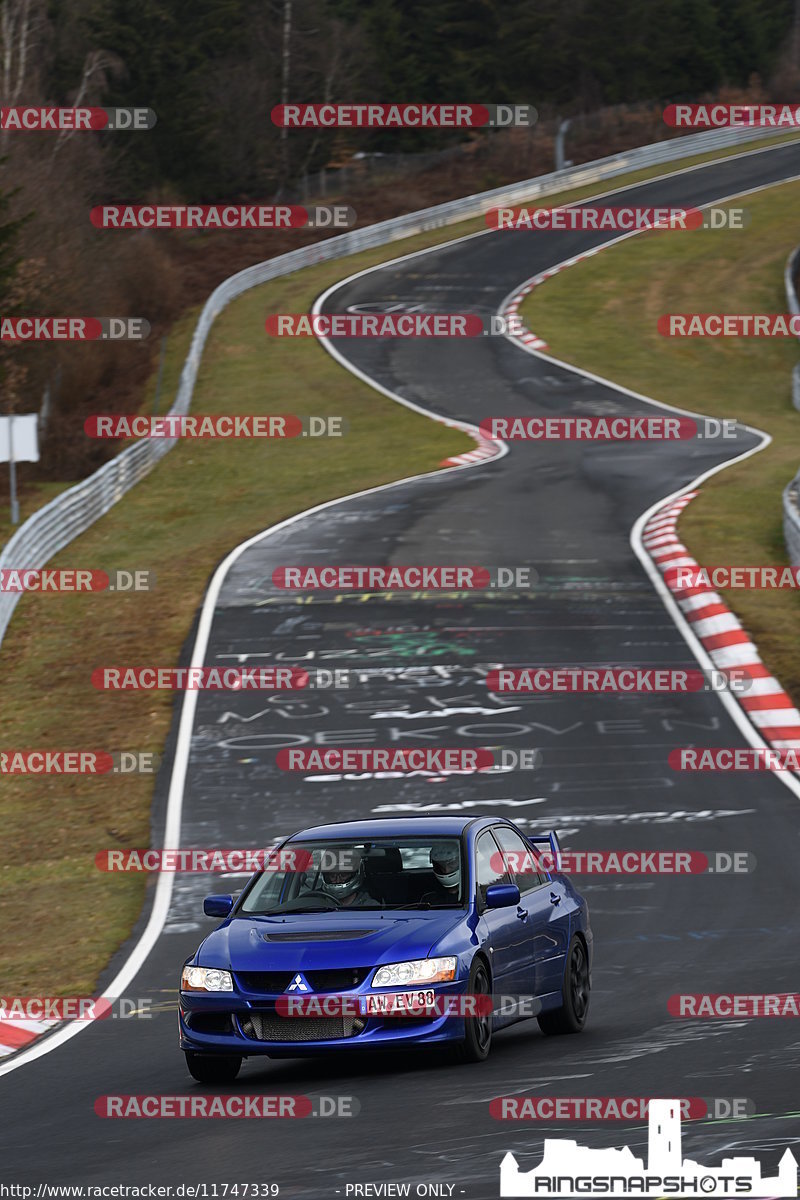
[783,246,800,565]
[0,121,793,647]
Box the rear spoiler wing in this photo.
[526,831,563,874]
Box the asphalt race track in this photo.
[3,140,800,1196]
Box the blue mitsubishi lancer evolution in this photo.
[179,815,593,1082]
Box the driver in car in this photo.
[419,843,462,905]
[318,847,379,907]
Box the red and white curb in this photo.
[0,1017,60,1058]
[504,247,604,352]
[440,431,502,467]
[642,492,800,754]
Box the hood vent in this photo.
[263,929,377,942]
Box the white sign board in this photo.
[0,415,39,463]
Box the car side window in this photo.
[493,826,544,893]
[475,831,511,910]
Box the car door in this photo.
[474,830,529,996]
[493,825,572,999]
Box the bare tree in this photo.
[53,47,124,155]
[0,0,47,146]
[280,0,293,183]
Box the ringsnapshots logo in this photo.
[500,1099,797,1197]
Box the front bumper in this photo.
[179,980,469,1057]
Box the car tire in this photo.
[537,935,590,1036]
[450,958,492,1063]
[184,1051,242,1083]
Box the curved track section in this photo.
[2,141,800,1195]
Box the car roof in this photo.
[288,815,500,840]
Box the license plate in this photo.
[360,989,436,1016]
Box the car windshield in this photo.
[240,837,466,914]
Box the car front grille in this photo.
[238,1012,364,1042]
[307,967,371,991]
[236,972,293,993]
[236,967,371,994]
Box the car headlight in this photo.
[371,957,457,988]
[181,965,234,992]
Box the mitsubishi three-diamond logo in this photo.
[286,973,311,993]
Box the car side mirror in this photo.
[203,894,234,918]
[485,882,521,909]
